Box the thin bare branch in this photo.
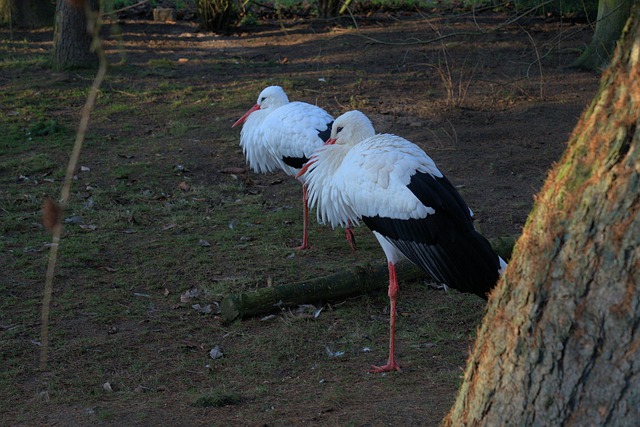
[521,25,545,99]
[351,0,559,46]
[40,0,108,371]
[102,0,149,16]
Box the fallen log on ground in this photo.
[220,235,516,323]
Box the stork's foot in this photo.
[369,362,401,373]
[296,242,311,250]
[345,226,357,251]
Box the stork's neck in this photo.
[304,141,358,228]
[243,106,274,129]
[318,143,351,174]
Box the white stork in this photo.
[298,110,506,372]
[232,85,355,250]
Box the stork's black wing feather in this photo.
[281,120,333,170]
[317,120,333,143]
[282,156,309,169]
[362,172,501,298]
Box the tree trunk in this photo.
[444,5,640,425]
[52,0,99,71]
[571,0,633,70]
[317,0,340,18]
[197,0,236,33]
[0,0,55,28]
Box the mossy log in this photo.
[220,261,424,323]
[220,236,516,323]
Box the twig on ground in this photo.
[520,25,546,100]
[470,0,513,31]
[342,3,359,29]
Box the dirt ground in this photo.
[1,6,601,426]
[109,9,598,237]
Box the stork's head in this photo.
[255,85,290,110]
[325,110,375,146]
[232,86,290,127]
[296,110,375,181]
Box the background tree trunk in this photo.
[197,0,236,33]
[317,0,340,18]
[52,0,99,71]
[0,0,55,28]
[444,5,640,425]
[571,0,633,70]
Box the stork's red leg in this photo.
[369,262,402,373]
[345,220,357,251]
[296,184,311,250]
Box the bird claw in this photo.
[368,363,401,373]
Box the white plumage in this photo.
[298,110,506,372]
[309,135,441,226]
[233,86,332,177]
[233,86,355,250]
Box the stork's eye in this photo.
[260,97,266,102]
[336,126,344,133]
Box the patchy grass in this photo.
[0,6,599,426]
[192,390,242,407]
[2,73,471,423]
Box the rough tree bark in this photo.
[0,0,55,28]
[571,0,633,70]
[52,0,99,71]
[444,5,640,425]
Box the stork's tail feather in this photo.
[396,239,500,298]
[363,215,503,299]
[419,229,503,299]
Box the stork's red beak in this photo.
[296,158,316,179]
[232,104,260,128]
[324,138,337,145]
